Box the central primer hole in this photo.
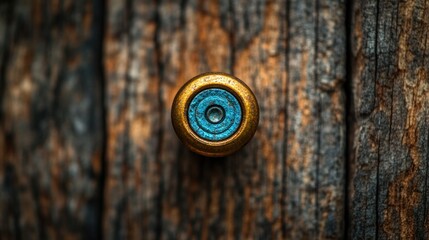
[205,105,225,124]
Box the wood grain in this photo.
[286,0,346,238]
[103,0,346,239]
[0,0,104,239]
[3,0,428,239]
[351,0,429,239]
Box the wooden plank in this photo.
[0,0,104,239]
[103,0,162,239]
[286,0,346,238]
[104,0,346,239]
[351,0,429,238]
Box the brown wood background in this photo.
[0,0,428,239]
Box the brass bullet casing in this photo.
[171,72,259,157]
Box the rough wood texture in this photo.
[3,0,428,239]
[286,0,346,238]
[0,0,104,239]
[351,0,429,239]
[103,0,345,239]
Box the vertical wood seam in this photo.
[281,0,291,237]
[314,0,321,236]
[154,0,165,238]
[94,0,107,238]
[344,0,354,238]
[374,0,381,238]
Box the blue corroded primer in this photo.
[188,88,242,141]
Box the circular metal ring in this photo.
[171,72,259,157]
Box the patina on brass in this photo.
[171,72,259,157]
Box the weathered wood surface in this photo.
[103,0,346,239]
[351,0,429,239]
[0,0,104,239]
[0,0,428,239]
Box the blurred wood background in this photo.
[0,0,428,239]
